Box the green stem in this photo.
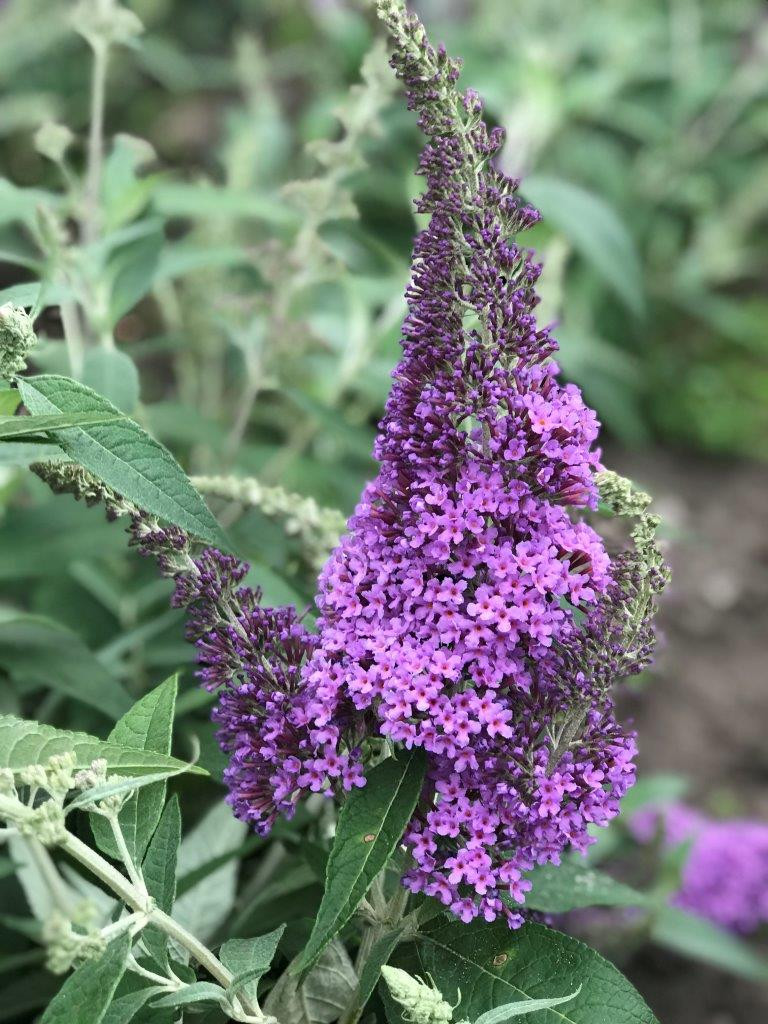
[25,837,75,917]
[0,796,268,1021]
[59,297,86,378]
[108,814,148,897]
[340,883,411,1024]
[83,38,108,246]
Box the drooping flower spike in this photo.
[34,0,668,928]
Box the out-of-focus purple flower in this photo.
[631,804,768,933]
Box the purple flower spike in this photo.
[166,3,669,928]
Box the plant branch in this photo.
[0,795,269,1022]
[83,38,108,246]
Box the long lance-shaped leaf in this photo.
[0,412,122,439]
[90,676,178,863]
[18,374,228,549]
[295,749,426,974]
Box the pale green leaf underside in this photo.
[0,412,122,439]
[150,981,227,1009]
[475,987,582,1023]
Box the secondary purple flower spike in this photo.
[632,804,768,933]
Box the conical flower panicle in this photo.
[149,3,668,926]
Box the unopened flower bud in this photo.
[43,909,106,974]
[0,768,15,796]
[19,799,67,847]
[73,758,108,791]
[18,764,48,790]
[34,122,74,165]
[381,967,456,1024]
[71,0,143,49]
[45,753,77,798]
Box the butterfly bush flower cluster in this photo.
[35,0,668,929]
[632,804,768,934]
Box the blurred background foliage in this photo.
[0,0,767,1015]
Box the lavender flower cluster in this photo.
[632,804,768,934]
[35,2,667,929]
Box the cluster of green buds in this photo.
[0,753,138,974]
[43,905,107,975]
[0,303,37,379]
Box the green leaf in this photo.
[353,925,406,1019]
[521,860,647,914]
[141,795,181,970]
[40,932,132,1024]
[651,906,768,982]
[153,182,297,226]
[221,925,286,1004]
[107,222,163,325]
[156,243,251,282]
[172,801,246,946]
[0,714,206,776]
[0,413,122,439]
[175,834,263,897]
[475,988,582,1023]
[0,615,131,720]
[90,676,178,863]
[392,920,658,1024]
[102,136,158,231]
[67,770,188,811]
[524,175,644,316]
[150,982,227,1009]
[7,833,75,922]
[619,774,689,815]
[265,941,357,1024]
[101,986,160,1024]
[0,440,63,465]
[296,749,426,974]
[0,388,21,415]
[18,375,228,549]
[81,349,141,415]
